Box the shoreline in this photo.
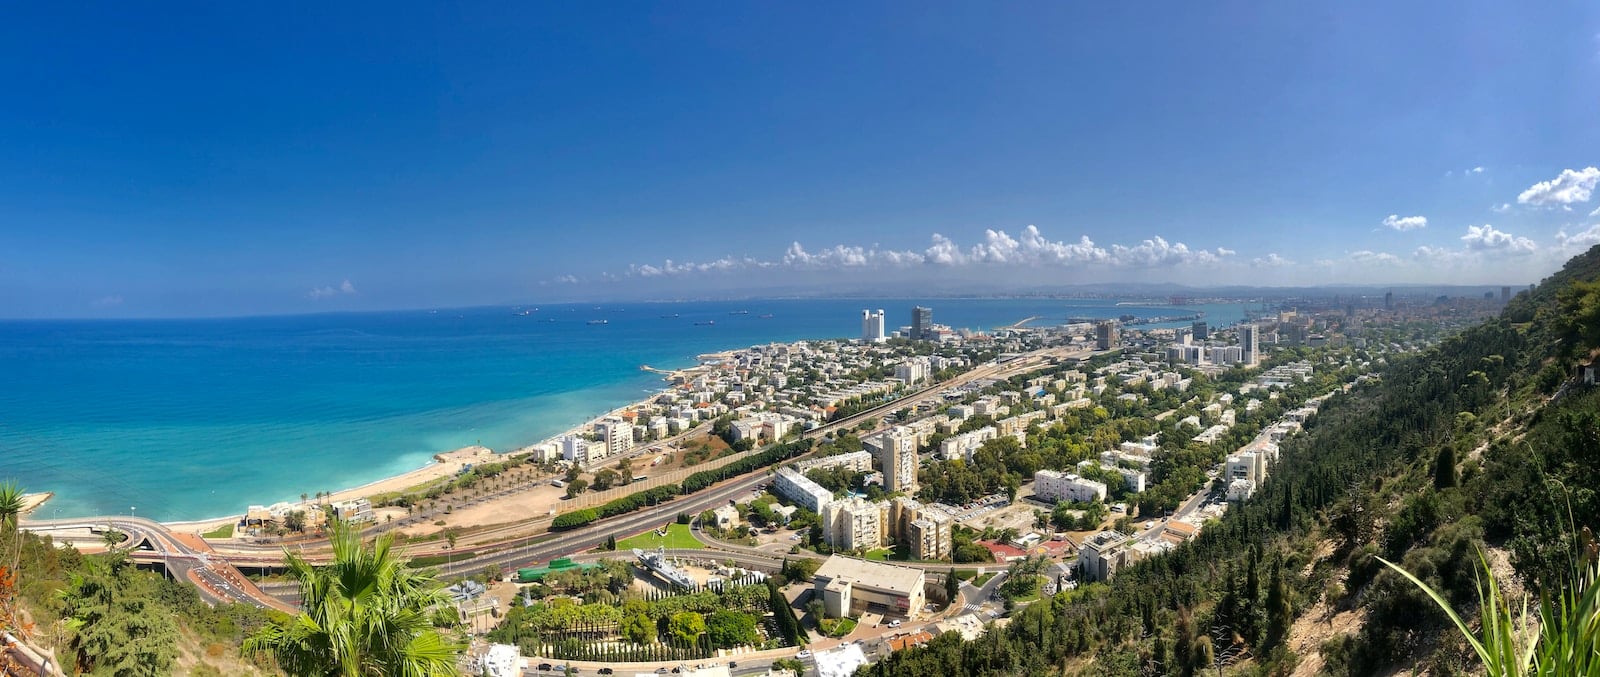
[156,353,723,532]
[34,305,1074,528]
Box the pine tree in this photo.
[944,570,960,604]
[606,534,618,551]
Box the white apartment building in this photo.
[795,450,874,474]
[775,467,835,513]
[939,426,998,461]
[1034,469,1107,504]
[730,412,797,443]
[861,309,887,344]
[560,435,604,465]
[597,419,634,458]
[894,358,930,385]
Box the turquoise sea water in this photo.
[0,298,1245,520]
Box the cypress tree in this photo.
[1433,444,1458,489]
[1265,556,1292,651]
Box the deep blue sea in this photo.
[0,298,1246,520]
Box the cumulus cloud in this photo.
[309,279,358,299]
[93,295,123,307]
[619,226,1233,279]
[1251,253,1293,267]
[1557,224,1600,251]
[1461,225,1536,255]
[1382,214,1428,231]
[1517,167,1600,208]
[1471,166,1485,174]
[1492,203,1513,213]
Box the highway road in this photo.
[20,516,295,612]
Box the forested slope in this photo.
[867,246,1600,677]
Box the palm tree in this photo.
[244,521,463,676]
[0,480,25,581]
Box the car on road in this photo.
[538,663,552,671]
[599,669,614,675]
[888,619,902,628]
[1144,521,1156,529]
[797,649,812,659]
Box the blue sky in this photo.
[2,3,1599,317]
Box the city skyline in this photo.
[2,3,1599,317]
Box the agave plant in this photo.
[1380,529,1599,676]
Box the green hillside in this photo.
[869,247,1600,676]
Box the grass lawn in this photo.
[864,548,890,561]
[971,572,997,588]
[615,523,703,551]
[819,617,858,637]
[201,523,234,539]
[953,569,978,581]
[1003,575,1047,602]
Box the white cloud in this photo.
[1108,236,1231,266]
[1461,224,1536,255]
[1557,224,1600,251]
[1492,203,1512,213]
[308,279,358,299]
[1470,166,1485,174]
[617,226,1234,279]
[92,295,123,307]
[1251,253,1292,267]
[1411,245,1472,265]
[1590,205,1600,217]
[1347,250,1403,265]
[1517,167,1600,208]
[1382,214,1428,231]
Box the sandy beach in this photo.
[165,356,702,535]
[161,446,500,533]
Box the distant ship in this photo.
[660,313,679,318]
[587,319,609,325]
[695,320,716,326]
[728,310,750,315]
[759,313,774,319]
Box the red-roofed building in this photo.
[887,631,933,652]
[981,541,1028,562]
